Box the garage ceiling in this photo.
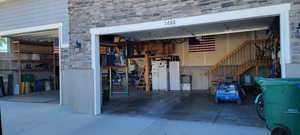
[5,29,58,42]
[120,17,275,41]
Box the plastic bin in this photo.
[33,80,45,92]
[256,78,300,135]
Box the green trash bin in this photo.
[257,78,300,135]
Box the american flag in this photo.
[188,35,216,52]
[53,46,59,54]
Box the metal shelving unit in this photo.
[9,41,56,95]
[101,66,129,97]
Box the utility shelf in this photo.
[12,59,52,63]
[0,69,50,72]
[20,69,50,72]
[13,51,53,55]
[101,66,128,69]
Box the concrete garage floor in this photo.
[0,101,269,135]
[103,91,266,128]
[0,91,60,104]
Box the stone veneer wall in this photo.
[290,2,300,63]
[66,0,300,70]
[63,0,300,115]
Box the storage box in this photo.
[181,83,191,91]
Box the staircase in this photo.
[205,39,275,90]
[137,69,152,90]
[232,59,271,76]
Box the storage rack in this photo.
[102,66,129,97]
[10,41,56,95]
[100,40,129,97]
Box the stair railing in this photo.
[206,39,273,89]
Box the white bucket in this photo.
[45,81,51,91]
[14,84,20,95]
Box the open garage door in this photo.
[90,4,290,128]
[93,15,285,127]
[0,28,61,104]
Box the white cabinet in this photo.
[151,61,160,90]
[169,61,181,90]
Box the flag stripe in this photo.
[190,45,215,47]
[189,48,215,51]
[189,50,215,52]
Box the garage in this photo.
[89,4,291,128]
[0,27,62,104]
[1,0,300,134]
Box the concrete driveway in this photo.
[0,101,269,135]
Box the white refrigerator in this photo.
[151,61,160,90]
[152,61,169,91]
[169,61,181,90]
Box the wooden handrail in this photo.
[206,38,276,90]
[205,39,268,75]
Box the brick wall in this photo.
[290,3,300,63]
[66,0,299,70]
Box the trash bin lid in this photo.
[256,78,300,86]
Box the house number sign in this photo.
[164,19,176,25]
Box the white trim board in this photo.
[91,4,291,35]
[0,23,62,36]
[91,3,292,115]
[0,23,64,106]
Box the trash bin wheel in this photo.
[271,126,291,135]
[256,95,265,121]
